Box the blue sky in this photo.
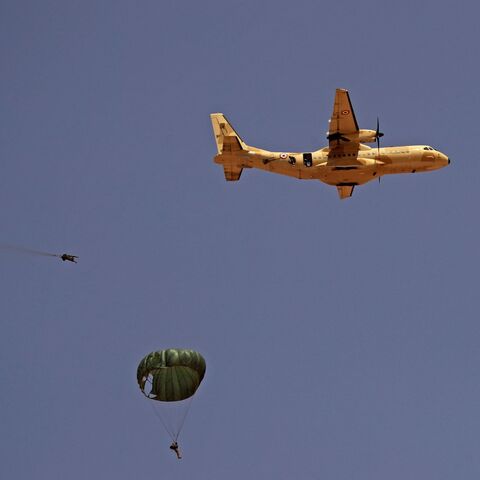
[1,1,479,478]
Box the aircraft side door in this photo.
[303,153,313,167]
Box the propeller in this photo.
[375,117,384,184]
[375,117,384,156]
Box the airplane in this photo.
[210,88,450,199]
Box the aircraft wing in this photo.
[327,88,359,147]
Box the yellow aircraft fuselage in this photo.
[211,89,450,199]
[214,144,449,185]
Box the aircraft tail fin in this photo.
[210,113,248,154]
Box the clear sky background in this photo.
[0,1,478,479]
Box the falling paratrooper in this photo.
[0,244,78,264]
[60,253,78,263]
[136,348,206,459]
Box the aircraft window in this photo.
[423,147,429,150]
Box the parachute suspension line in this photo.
[148,400,176,441]
[173,396,193,442]
[142,371,191,441]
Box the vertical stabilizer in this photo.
[210,113,247,154]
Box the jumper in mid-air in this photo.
[60,254,78,263]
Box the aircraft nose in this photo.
[438,152,449,166]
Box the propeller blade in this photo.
[375,117,384,158]
[376,117,384,138]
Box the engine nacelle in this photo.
[327,129,378,144]
[357,129,377,143]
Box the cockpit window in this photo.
[423,146,434,150]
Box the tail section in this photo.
[210,113,248,154]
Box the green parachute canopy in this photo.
[137,348,206,402]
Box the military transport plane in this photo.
[210,89,450,199]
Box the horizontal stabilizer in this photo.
[224,165,243,181]
[336,185,355,199]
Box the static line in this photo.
[0,244,58,257]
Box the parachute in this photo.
[137,348,206,443]
[137,348,206,401]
